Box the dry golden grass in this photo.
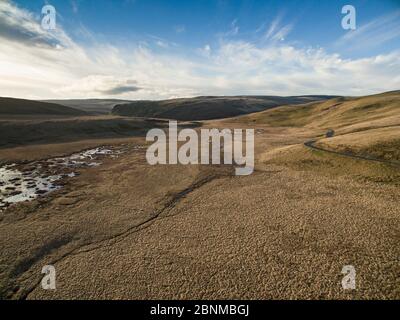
[233,90,400,171]
[1,91,399,300]
[233,91,400,131]
[317,126,400,162]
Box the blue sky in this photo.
[15,0,400,58]
[1,0,399,99]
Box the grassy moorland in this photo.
[0,91,399,300]
[234,90,400,176]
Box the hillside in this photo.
[237,90,400,163]
[43,99,133,115]
[236,91,400,132]
[0,116,172,148]
[0,98,87,116]
[111,95,338,121]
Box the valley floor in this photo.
[0,124,399,299]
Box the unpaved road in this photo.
[305,139,400,168]
[1,127,399,300]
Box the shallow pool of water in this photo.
[0,146,128,210]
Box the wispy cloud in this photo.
[336,10,400,51]
[148,35,178,49]
[265,15,281,39]
[264,14,293,42]
[0,1,399,100]
[0,1,72,48]
[218,19,240,38]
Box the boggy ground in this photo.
[0,122,399,300]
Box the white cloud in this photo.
[0,1,399,100]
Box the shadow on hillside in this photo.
[0,117,202,149]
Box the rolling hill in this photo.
[43,99,133,115]
[0,116,172,148]
[0,97,87,116]
[236,90,400,163]
[235,90,400,132]
[111,95,338,121]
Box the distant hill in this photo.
[111,95,338,121]
[0,97,86,116]
[43,99,133,115]
[0,116,172,148]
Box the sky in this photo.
[0,0,400,100]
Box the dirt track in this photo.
[305,139,400,168]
